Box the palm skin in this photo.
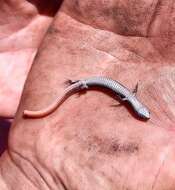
[1,0,175,189]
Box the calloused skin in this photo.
[1,0,175,189]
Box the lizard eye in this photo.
[138,107,150,119]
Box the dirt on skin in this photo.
[0,0,175,190]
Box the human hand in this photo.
[0,0,61,118]
[1,0,175,189]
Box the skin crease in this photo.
[1,0,175,189]
[0,0,61,117]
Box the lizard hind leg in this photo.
[64,79,79,86]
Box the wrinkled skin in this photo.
[0,0,175,189]
[0,0,61,117]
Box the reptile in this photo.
[23,76,150,120]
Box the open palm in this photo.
[1,0,175,189]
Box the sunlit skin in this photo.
[1,0,175,189]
